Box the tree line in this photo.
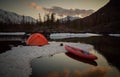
[0,12,85,32]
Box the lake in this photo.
[30,33,120,77]
[0,33,120,77]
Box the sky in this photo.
[0,0,109,20]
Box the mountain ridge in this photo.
[0,9,37,24]
[78,0,120,33]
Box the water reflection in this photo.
[43,66,112,77]
[31,51,119,77]
[0,33,120,77]
[85,36,120,71]
[50,33,101,39]
[50,35,120,71]
[0,45,11,53]
[65,52,98,66]
[0,41,23,53]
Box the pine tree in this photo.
[38,13,42,23]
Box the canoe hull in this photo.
[65,45,97,60]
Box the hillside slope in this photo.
[80,0,120,33]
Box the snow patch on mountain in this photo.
[60,16,80,22]
[0,9,37,24]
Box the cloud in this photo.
[25,2,94,18]
[27,2,43,11]
[44,6,94,18]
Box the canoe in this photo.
[65,45,97,60]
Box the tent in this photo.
[26,33,48,46]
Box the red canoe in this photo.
[65,45,97,60]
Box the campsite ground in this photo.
[0,42,93,77]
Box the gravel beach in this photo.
[0,42,93,77]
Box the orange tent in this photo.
[26,33,48,46]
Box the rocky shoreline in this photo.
[0,42,93,77]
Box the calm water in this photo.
[0,33,120,77]
[31,51,119,77]
[30,33,120,77]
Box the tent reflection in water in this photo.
[26,33,48,46]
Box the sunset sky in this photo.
[0,0,109,19]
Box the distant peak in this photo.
[0,9,37,24]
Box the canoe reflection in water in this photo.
[65,52,97,66]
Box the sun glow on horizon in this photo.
[0,0,109,19]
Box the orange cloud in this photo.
[27,2,43,11]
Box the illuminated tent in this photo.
[26,33,48,46]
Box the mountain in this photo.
[60,16,80,22]
[0,9,37,24]
[78,0,120,33]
